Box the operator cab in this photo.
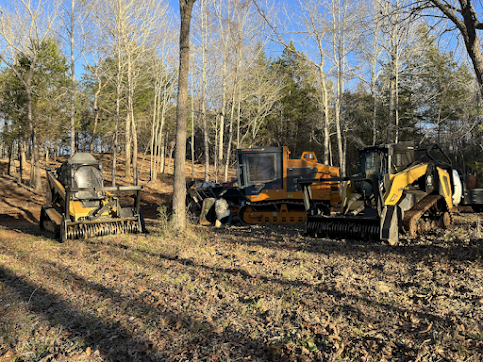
[58,153,106,202]
[356,142,416,197]
[236,147,283,194]
[358,142,415,179]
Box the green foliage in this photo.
[410,30,474,129]
[0,68,28,144]
[0,38,69,152]
[255,41,319,157]
[32,39,70,144]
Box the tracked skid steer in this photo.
[40,153,144,241]
[297,143,459,245]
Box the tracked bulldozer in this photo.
[40,153,144,241]
[188,147,341,226]
[235,147,341,224]
[297,143,460,245]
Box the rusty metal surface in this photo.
[402,194,452,236]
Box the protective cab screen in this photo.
[247,154,277,183]
[73,166,104,200]
[393,150,414,172]
[359,150,388,178]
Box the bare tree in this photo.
[0,0,58,192]
[123,0,168,181]
[211,0,269,181]
[91,0,167,184]
[213,0,229,180]
[149,32,178,182]
[69,0,77,154]
[380,0,403,143]
[297,0,333,165]
[58,0,89,154]
[172,0,197,230]
[239,61,285,146]
[193,0,211,181]
[378,0,426,143]
[326,0,361,176]
[356,0,385,145]
[253,0,353,173]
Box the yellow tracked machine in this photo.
[297,143,460,245]
[40,153,144,241]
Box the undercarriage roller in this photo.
[306,216,380,241]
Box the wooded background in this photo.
[0,0,482,192]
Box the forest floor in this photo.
[1,154,483,361]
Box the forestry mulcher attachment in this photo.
[40,153,143,241]
[297,143,461,245]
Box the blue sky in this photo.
[0,0,474,80]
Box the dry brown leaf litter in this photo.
[1,216,483,361]
[1,157,483,361]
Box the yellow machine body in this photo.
[40,153,143,241]
[302,143,455,244]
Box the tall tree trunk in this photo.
[386,4,399,145]
[125,58,133,178]
[318,68,330,166]
[323,92,330,165]
[214,0,227,172]
[18,138,25,184]
[158,89,168,174]
[89,81,102,153]
[45,143,50,166]
[218,52,227,173]
[214,114,218,182]
[224,87,236,181]
[132,109,138,183]
[191,85,195,181]
[386,70,396,144]
[171,0,196,230]
[202,100,209,180]
[70,0,76,155]
[372,79,378,146]
[7,142,14,176]
[113,80,121,187]
[200,0,209,181]
[335,91,344,176]
[4,121,14,176]
[26,89,41,192]
[150,85,159,181]
[160,132,167,174]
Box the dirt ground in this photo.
[1,155,483,362]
